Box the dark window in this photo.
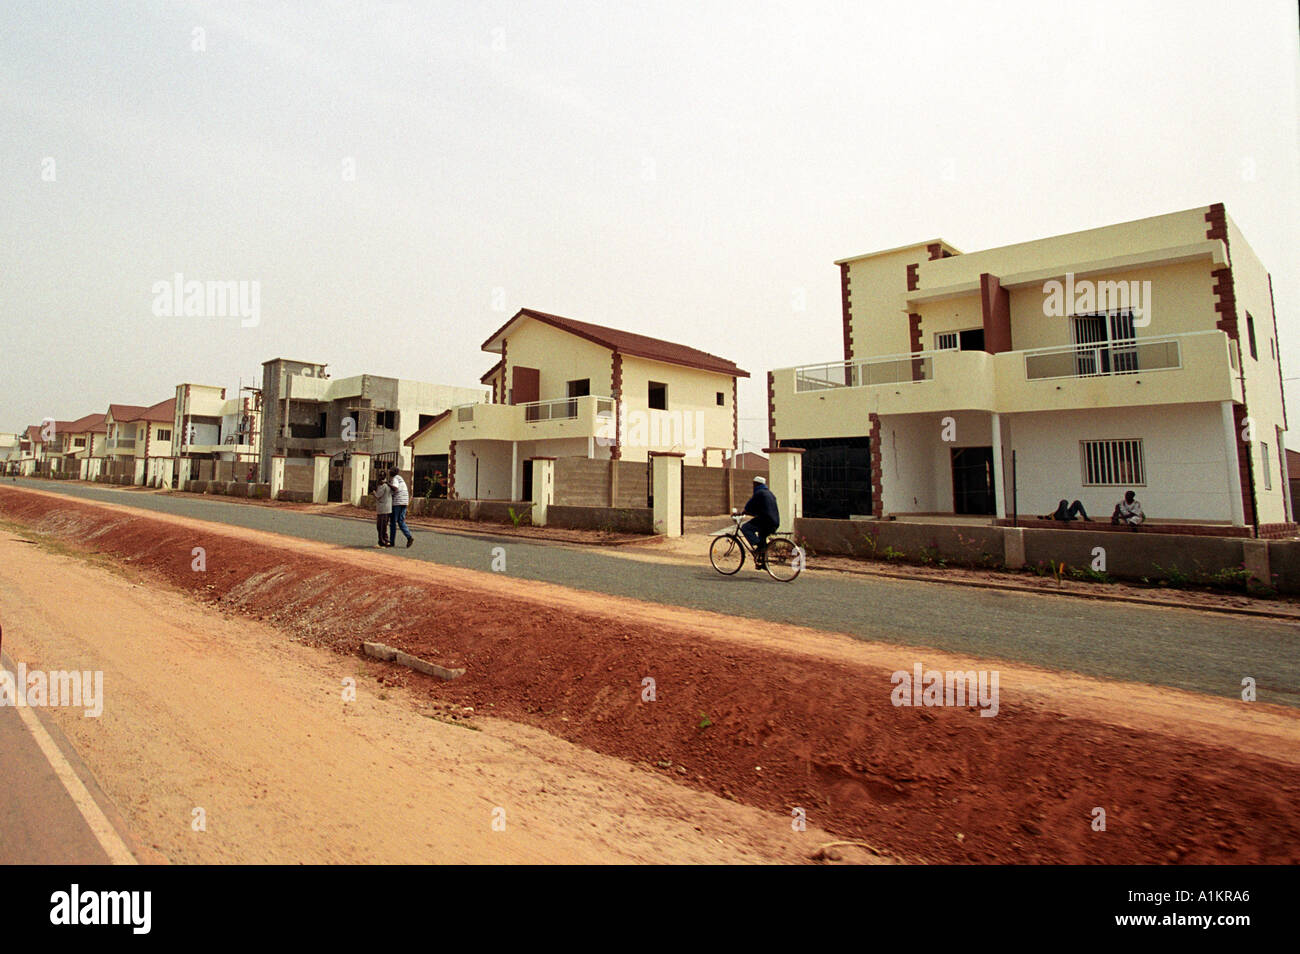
[788,436,872,519]
[418,414,437,429]
[566,379,590,398]
[648,382,667,410]
[376,410,396,430]
[716,391,725,406]
[958,328,985,351]
[1246,311,1258,360]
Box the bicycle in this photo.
[709,513,804,582]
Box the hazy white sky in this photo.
[1,0,1296,452]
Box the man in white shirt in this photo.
[388,469,414,548]
[1111,490,1145,529]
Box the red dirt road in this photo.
[2,486,1298,864]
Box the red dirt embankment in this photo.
[2,486,1297,864]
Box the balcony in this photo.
[450,395,617,443]
[773,331,1239,438]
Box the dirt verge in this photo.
[2,485,1297,864]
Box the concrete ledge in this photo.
[794,516,1300,594]
[363,641,465,680]
[546,505,654,534]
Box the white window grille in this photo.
[1081,438,1145,486]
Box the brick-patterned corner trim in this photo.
[908,313,924,380]
[1205,204,1238,341]
[1276,425,1292,523]
[906,262,920,292]
[500,339,508,404]
[1232,404,1257,529]
[869,412,883,518]
[448,440,457,499]
[766,371,776,450]
[840,262,854,361]
[926,242,943,261]
[731,375,738,455]
[1269,273,1287,430]
[610,351,623,460]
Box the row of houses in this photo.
[3,202,1293,532]
[1,309,754,501]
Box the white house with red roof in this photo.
[406,308,748,501]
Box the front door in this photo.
[951,446,996,515]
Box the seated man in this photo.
[1112,490,1145,529]
[1041,498,1090,522]
[739,476,780,567]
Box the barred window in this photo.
[1081,438,1145,486]
[935,332,959,351]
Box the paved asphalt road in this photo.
[7,479,1299,707]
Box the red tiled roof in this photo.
[110,399,176,424]
[25,425,42,443]
[403,409,452,447]
[65,413,108,434]
[107,404,148,422]
[481,308,749,378]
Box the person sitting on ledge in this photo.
[1112,490,1145,529]
[1041,499,1090,522]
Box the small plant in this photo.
[507,506,524,527]
[880,545,905,562]
[698,712,713,729]
[1152,563,1191,588]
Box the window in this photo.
[1262,442,1272,491]
[156,429,171,442]
[716,391,725,406]
[648,382,667,410]
[1081,439,1145,486]
[375,410,395,430]
[566,379,590,398]
[1072,311,1137,375]
[1246,312,1258,360]
[934,329,984,351]
[73,437,85,448]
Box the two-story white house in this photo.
[406,308,748,501]
[770,204,1290,532]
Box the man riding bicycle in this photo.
[739,476,779,567]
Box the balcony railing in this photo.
[453,396,616,423]
[794,353,933,392]
[1022,336,1182,381]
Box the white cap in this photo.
[753,476,766,485]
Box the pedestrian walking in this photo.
[388,468,414,548]
[373,472,392,547]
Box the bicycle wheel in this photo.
[709,534,745,575]
[763,538,804,582]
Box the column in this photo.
[1221,401,1246,527]
[347,453,371,507]
[530,457,555,526]
[650,451,684,537]
[133,458,146,486]
[764,447,804,533]
[270,455,286,500]
[312,453,330,504]
[510,441,519,501]
[991,412,1006,520]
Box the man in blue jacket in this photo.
[739,476,780,567]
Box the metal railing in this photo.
[794,353,932,392]
[1022,336,1181,381]
[452,395,617,424]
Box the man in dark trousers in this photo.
[739,476,780,567]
